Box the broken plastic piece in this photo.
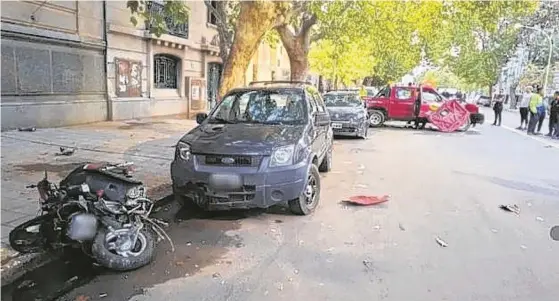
[18,127,36,132]
[435,236,448,247]
[499,204,520,214]
[344,195,389,206]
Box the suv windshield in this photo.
[324,94,362,107]
[209,89,307,125]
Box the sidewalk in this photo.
[1,115,197,281]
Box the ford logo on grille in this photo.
[221,157,235,164]
[334,114,339,119]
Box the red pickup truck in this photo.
[364,85,484,131]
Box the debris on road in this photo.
[435,236,448,247]
[56,147,76,156]
[520,245,527,250]
[18,127,36,132]
[276,282,284,291]
[398,223,406,231]
[536,216,544,222]
[362,260,374,271]
[343,195,389,206]
[491,229,499,233]
[499,204,520,215]
[212,273,221,279]
[354,184,368,189]
[99,293,108,298]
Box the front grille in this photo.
[202,154,258,167]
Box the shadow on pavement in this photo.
[453,170,559,198]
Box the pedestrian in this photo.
[548,91,559,137]
[527,86,544,135]
[517,86,532,130]
[492,95,504,126]
[536,97,547,134]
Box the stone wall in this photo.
[0,1,107,130]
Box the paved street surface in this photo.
[3,116,559,301]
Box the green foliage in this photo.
[308,0,539,88]
[429,1,538,88]
[417,68,481,92]
[126,0,190,37]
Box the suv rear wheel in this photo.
[289,165,321,215]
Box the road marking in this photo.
[501,125,559,149]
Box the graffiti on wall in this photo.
[115,58,142,97]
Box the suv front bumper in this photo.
[171,155,308,210]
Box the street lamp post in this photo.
[514,23,554,95]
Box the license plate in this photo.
[332,123,342,129]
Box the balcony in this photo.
[146,1,189,39]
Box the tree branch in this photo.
[299,13,317,36]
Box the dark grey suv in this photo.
[171,81,333,215]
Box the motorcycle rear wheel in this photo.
[91,227,155,271]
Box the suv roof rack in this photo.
[248,80,314,86]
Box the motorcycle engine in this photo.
[67,213,98,241]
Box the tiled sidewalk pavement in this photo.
[1,116,197,247]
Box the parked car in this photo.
[171,81,334,215]
[323,91,369,138]
[365,84,485,130]
[477,96,491,107]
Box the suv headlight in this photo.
[270,145,294,167]
[177,141,192,161]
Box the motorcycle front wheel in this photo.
[91,227,155,271]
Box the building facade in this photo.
[1,0,291,130]
[1,1,107,130]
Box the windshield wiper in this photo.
[208,117,238,124]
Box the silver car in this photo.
[323,91,369,139]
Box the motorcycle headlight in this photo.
[177,141,192,161]
[270,145,294,167]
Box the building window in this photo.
[207,1,218,25]
[147,1,189,38]
[154,54,179,89]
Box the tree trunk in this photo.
[509,85,518,109]
[288,54,309,81]
[218,1,284,98]
[276,14,316,82]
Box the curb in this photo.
[1,247,58,285]
[0,195,176,286]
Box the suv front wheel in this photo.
[289,164,321,215]
[318,147,332,172]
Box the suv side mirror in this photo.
[196,113,208,124]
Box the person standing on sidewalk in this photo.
[536,96,547,134]
[527,86,544,135]
[517,86,532,130]
[548,91,559,137]
[492,95,504,126]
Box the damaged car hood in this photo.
[181,123,306,155]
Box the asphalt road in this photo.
[9,117,559,301]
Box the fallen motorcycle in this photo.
[9,162,173,271]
